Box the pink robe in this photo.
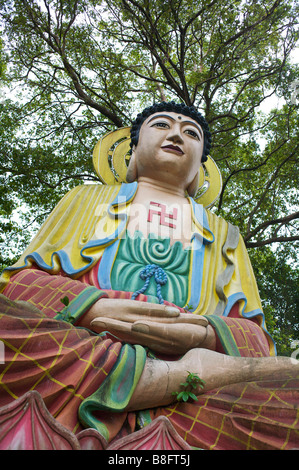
[1,266,298,450]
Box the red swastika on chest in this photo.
[147,202,178,229]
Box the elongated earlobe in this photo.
[126,151,138,182]
[187,172,200,197]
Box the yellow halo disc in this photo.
[194,156,222,208]
[93,127,131,185]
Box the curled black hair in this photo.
[130,101,212,162]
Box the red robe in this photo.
[1,266,298,450]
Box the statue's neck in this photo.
[136,177,186,199]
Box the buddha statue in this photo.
[0,101,298,450]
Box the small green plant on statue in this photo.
[184,303,193,312]
[172,371,205,402]
[60,296,71,321]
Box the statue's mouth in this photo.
[161,145,184,155]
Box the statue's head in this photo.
[127,101,212,196]
[130,102,211,162]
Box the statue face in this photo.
[132,111,204,189]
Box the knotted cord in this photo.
[131,264,168,304]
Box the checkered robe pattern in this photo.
[1,268,299,450]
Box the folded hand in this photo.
[81,298,215,355]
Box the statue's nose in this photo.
[166,126,184,144]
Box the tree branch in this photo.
[20,0,124,127]
[246,235,299,248]
[244,211,299,244]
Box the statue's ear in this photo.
[126,150,138,183]
[186,171,199,197]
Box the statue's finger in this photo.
[172,314,209,326]
[96,298,180,319]
[129,301,181,317]
[131,321,206,346]
[91,317,175,353]
[91,317,131,333]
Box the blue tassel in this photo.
[131,264,168,304]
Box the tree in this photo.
[0,0,298,345]
[249,246,299,356]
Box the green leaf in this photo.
[181,392,190,402]
[61,296,70,307]
[180,381,189,388]
[188,392,198,402]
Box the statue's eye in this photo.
[185,129,200,139]
[152,122,169,128]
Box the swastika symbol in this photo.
[147,201,178,229]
